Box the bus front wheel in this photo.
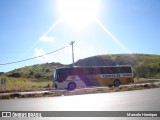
[114,80,121,87]
[68,82,76,90]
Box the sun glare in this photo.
[96,18,131,53]
[57,0,101,30]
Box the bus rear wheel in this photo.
[68,82,76,90]
[114,80,121,87]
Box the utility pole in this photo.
[70,41,75,67]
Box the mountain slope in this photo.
[5,54,160,80]
[6,62,64,80]
[75,54,160,78]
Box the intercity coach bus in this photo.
[54,65,134,90]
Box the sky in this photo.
[0,0,160,72]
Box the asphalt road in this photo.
[0,88,160,120]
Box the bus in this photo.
[53,65,134,90]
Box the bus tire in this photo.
[114,80,121,87]
[68,82,76,90]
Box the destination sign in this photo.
[101,73,132,78]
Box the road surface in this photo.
[0,88,160,120]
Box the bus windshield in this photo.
[54,68,69,82]
[54,70,57,81]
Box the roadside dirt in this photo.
[0,82,160,99]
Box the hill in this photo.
[75,54,160,78]
[4,54,160,80]
[5,62,64,80]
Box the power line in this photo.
[0,46,68,65]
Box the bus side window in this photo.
[106,68,109,74]
[83,69,89,75]
[119,67,123,73]
[68,69,72,75]
[88,68,95,75]
[78,69,82,75]
[88,68,92,75]
[91,69,96,75]
[125,67,131,73]
[95,68,101,74]
[115,67,120,73]
[70,69,75,75]
[103,68,109,74]
[108,68,115,74]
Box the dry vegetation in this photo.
[0,76,52,93]
[0,79,160,100]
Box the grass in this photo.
[134,78,147,83]
[0,76,52,92]
[0,79,160,100]
[0,76,160,99]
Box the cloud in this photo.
[34,48,54,62]
[39,35,55,42]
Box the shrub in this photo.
[35,74,41,79]
[8,73,21,78]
